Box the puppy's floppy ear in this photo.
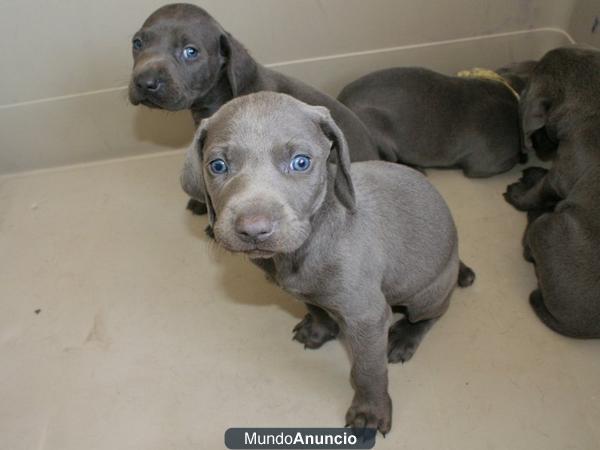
[520,82,551,151]
[311,106,356,212]
[496,60,537,95]
[180,120,216,225]
[219,32,255,97]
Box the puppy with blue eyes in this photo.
[129,3,378,218]
[181,92,474,434]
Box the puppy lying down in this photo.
[504,46,600,338]
[181,92,474,434]
[337,63,536,177]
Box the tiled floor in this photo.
[1,153,598,450]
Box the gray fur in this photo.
[504,46,600,338]
[182,92,472,434]
[495,60,539,95]
[337,63,537,176]
[130,3,379,214]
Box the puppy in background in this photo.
[337,61,536,177]
[129,3,378,215]
[181,92,474,434]
[504,46,600,338]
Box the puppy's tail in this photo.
[458,261,475,288]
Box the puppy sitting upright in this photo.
[337,62,536,177]
[504,46,600,338]
[181,92,474,433]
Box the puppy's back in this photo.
[350,161,459,301]
[338,67,520,170]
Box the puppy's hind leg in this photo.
[388,316,438,363]
[522,208,551,263]
[460,150,518,178]
[292,304,340,349]
[529,289,585,338]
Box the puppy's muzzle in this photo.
[131,68,168,102]
[234,214,275,243]
[134,72,163,94]
[129,59,175,107]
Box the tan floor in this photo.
[1,153,598,450]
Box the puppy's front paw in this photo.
[186,198,208,215]
[521,167,548,187]
[292,314,339,349]
[345,394,392,436]
[503,180,531,211]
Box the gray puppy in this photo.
[337,63,536,176]
[504,46,600,338]
[129,2,389,350]
[129,3,378,214]
[181,92,474,433]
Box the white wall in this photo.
[0,0,578,175]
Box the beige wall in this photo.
[0,1,578,175]
[569,0,600,47]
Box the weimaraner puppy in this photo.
[129,3,378,215]
[504,46,600,338]
[181,92,475,433]
[337,62,537,177]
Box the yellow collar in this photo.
[456,67,520,100]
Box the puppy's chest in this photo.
[273,257,337,302]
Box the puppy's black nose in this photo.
[135,73,162,92]
[235,215,274,242]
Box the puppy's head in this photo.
[520,46,600,159]
[181,92,355,259]
[129,3,248,111]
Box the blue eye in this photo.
[183,46,199,60]
[132,38,143,50]
[290,155,311,172]
[209,159,228,175]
